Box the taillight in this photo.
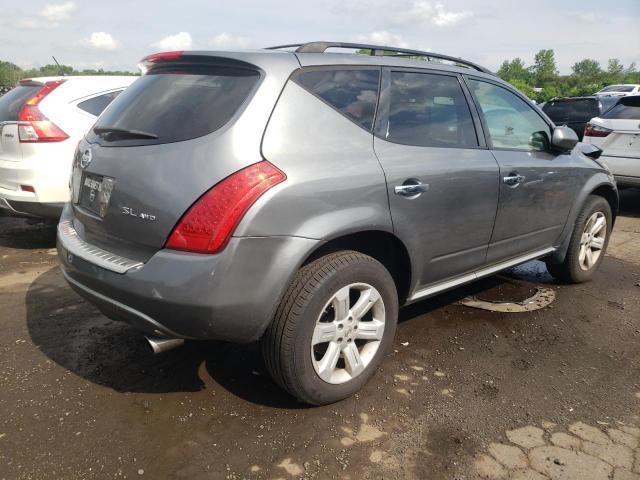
[17,80,68,143]
[165,161,286,254]
[584,123,612,138]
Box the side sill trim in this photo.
[58,220,144,274]
[408,247,556,302]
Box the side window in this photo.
[77,90,122,117]
[384,71,477,148]
[293,69,380,131]
[467,79,550,151]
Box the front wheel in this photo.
[546,195,612,283]
[262,251,398,405]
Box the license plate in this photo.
[78,173,115,217]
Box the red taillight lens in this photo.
[17,80,68,143]
[165,161,286,254]
[584,123,612,138]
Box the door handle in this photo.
[394,181,429,198]
[503,173,526,187]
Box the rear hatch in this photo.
[70,53,271,261]
[542,98,600,138]
[597,97,640,159]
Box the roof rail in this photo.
[266,41,493,75]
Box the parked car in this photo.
[0,75,136,218]
[594,84,640,97]
[57,42,618,405]
[583,95,640,188]
[541,96,618,140]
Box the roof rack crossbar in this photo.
[266,41,492,75]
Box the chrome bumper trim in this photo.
[57,220,144,274]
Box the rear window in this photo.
[0,84,40,121]
[542,99,600,122]
[90,66,260,145]
[77,90,122,117]
[600,85,634,93]
[602,97,640,119]
[293,68,380,131]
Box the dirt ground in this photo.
[0,189,639,480]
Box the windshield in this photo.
[90,65,260,146]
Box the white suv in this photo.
[0,76,136,217]
[583,96,640,188]
[594,84,640,97]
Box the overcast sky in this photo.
[1,0,639,74]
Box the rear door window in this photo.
[77,90,122,117]
[381,71,478,148]
[0,84,40,121]
[293,69,380,131]
[90,66,260,145]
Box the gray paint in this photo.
[58,49,617,342]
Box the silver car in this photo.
[57,42,618,405]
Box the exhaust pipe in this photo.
[145,336,184,354]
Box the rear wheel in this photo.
[262,251,398,405]
[546,195,612,283]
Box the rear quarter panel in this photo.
[236,81,393,241]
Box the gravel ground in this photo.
[0,189,639,480]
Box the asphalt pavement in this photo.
[0,189,639,480]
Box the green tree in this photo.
[606,58,624,76]
[571,59,602,83]
[0,61,22,86]
[497,58,529,82]
[529,49,558,87]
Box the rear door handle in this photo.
[503,173,526,187]
[394,181,429,198]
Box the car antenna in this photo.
[52,56,65,76]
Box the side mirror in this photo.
[551,126,579,151]
[578,143,603,159]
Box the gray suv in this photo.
[57,42,618,405]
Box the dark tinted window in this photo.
[0,84,40,121]
[293,69,379,131]
[77,90,122,117]
[383,72,477,148]
[91,66,260,145]
[542,98,600,122]
[602,97,640,119]
[468,79,550,151]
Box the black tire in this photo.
[546,195,612,283]
[261,251,399,405]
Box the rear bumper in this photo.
[0,152,71,211]
[0,197,64,218]
[57,206,320,342]
[599,155,639,184]
[614,175,640,188]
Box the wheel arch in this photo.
[302,230,413,304]
[549,175,618,264]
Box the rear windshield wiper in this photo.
[93,126,158,141]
